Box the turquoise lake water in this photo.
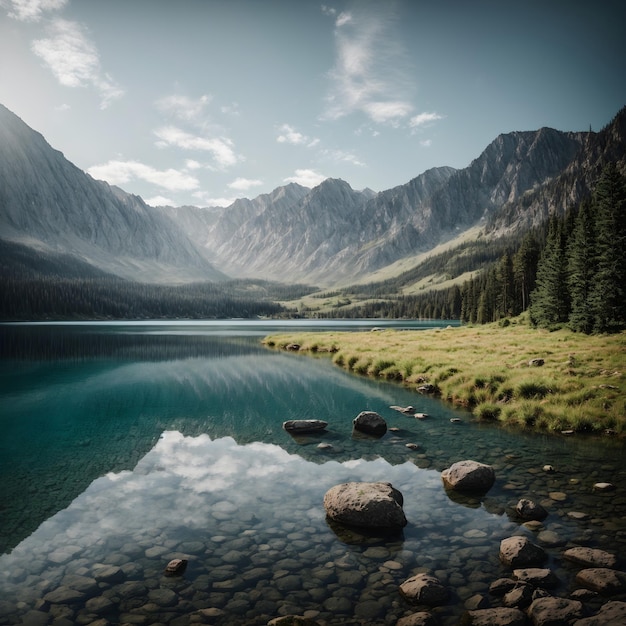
[0,321,624,625]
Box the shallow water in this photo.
[0,321,624,625]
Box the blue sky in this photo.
[1,0,625,208]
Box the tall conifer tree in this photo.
[589,164,626,332]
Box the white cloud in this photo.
[156,94,212,122]
[184,159,203,170]
[276,124,319,147]
[409,111,444,128]
[322,148,365,167]
[144,195,174,207]
[420,139,432,147]
[2,0,67,22]
[192,191,236,208]
[87,160,199,192]
[283,169,327,188]
[322,5,414,125]
[154,126,239,168]
[227,177,263,192]
[31,18,123,109]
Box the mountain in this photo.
[2,102,625,292]
[0,104,224,283]
[170,126,589,285]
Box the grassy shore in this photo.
[264,316,626,437]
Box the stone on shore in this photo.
[563,547,617,569]
[396,611,439,626]
[499,536,547,567]
[352,411,387,437]
[527,597,583,625]
[442,460,495,493]
[512,568,558,588]
[573,600,626,625]
[323,481,407,529]
[399,573,448,606]
[575,568,626,594]
[462,607,526,625]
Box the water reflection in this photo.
[0,432,513,625]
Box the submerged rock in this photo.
[515,498,548,521]
[323,481,407,529]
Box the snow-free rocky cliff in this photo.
[2,102,624,287]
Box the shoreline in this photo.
[264,318,626,440]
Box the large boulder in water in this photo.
[352,411,387,437]
[499,536,547,567]
[441,460,495,493]
[323,481,407,529]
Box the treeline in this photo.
[462,163,626,332]
[0,277,302,320]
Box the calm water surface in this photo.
[0,321,624,625]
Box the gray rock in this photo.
[85,595,115,614]
[323,481,407,529]
[527,596,584,625]
[489,578,517,596]
[502,583,534,609]
[573,600,626,625]
[148,587,178,607]
[515,498,548,521]
[283,419,328,433]
[463,607,526,625]
[399,573,448,606]
[441,460,495,493]
[513,568,559,588]
[93,565,125,584]
[43,586,85,604]
[352,411,387,437]
[563,547,618,568]
[499,536,547,567]
[575,568,626,594]
[396,612,439,626]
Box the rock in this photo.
[390,405,415,414]
[285,343,300,351]
[515,498,548,521]
[148,587,178,607]
[267,617,320,626]
[464,594,489,610]
[499,536,547,567]
[324,481,407,529]
[527,596,583,625]
[489,578,517,596]
[93,565,125,584]
[406,443,420,450]
[283,420,328,434]
[352,411,387,437]
[528,358,544,367]
[573,600,626,625]
[417,384,438,394]
[592,482,616,492]
[542,465,555,473]
[575,568,626,594]
[85,596,115,615]
[414,413,429,420]
[396,612,439,626]
[513,568,558,588]
[399,573,448,606]
[563,547,617,569]
[502,583,534,609]
[441,460,495,493]
[43,586,86,604]
[462,607,526,625]
[164,558,188,577]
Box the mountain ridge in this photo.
[1,103,625,290]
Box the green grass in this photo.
[264,318,626,438]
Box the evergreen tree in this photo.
[496,252,514,318]
[529,216,570,327]
[589,164,626,332]
[567,199,597,333]
[513,232,539,313]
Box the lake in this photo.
[0,321,624,625]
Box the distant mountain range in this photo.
[1,103,624,288]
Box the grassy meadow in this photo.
[264,316,626,437]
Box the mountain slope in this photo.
[184,127,588,286]
[0,105,224,283]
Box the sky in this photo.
[1,0,625,208]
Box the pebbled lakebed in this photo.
[0,321,624,625]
